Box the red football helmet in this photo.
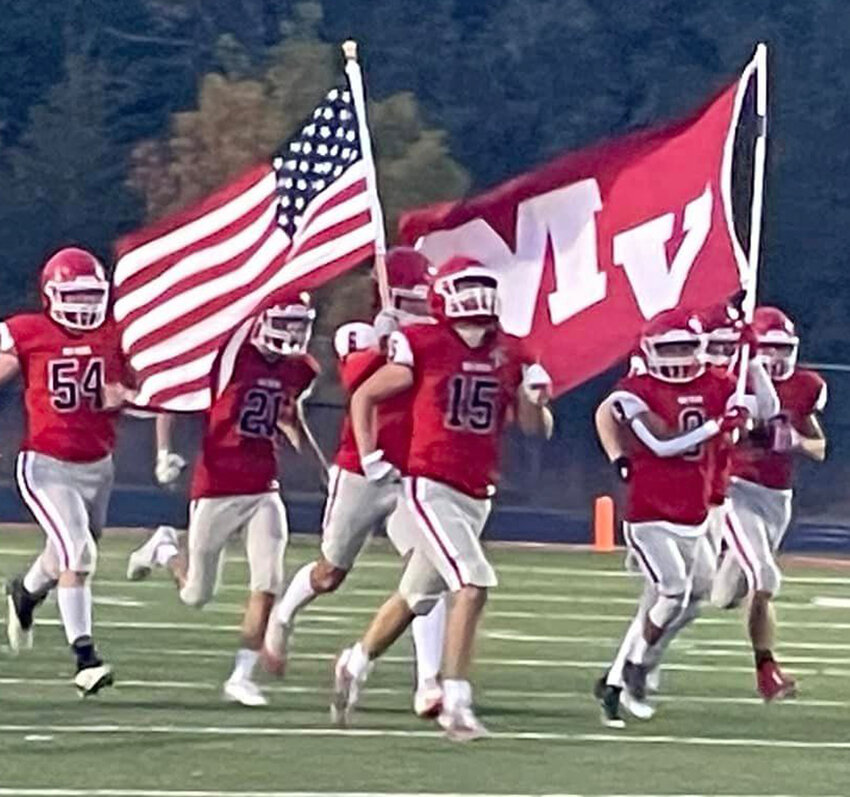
[640,308,706,383]
[428,256,500,325]
[753,306,798,380]
[700,303,741,369]
[41,247,109,331]
[384,247,434,320]
[251,295,315,357]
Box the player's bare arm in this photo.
[0,351,21,386]
[350,362,413,459]
[279,400,330,483]
[595,395,626,461]
[792,412,826,461]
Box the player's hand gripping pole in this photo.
[342,40,390,309]
[735,42,768,405]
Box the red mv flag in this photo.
[399,56,762,397]
[113,55,381,411]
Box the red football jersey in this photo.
[391,323,526,498]
[732,368,826,490]
[0,313,125,462]
[334,348,411,474]
[616,370,736,525]
[708,437,732,506]
[190,344,318,499]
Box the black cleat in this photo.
[594,679,625,729]
[5,577,37,653]
[623,660,648,702]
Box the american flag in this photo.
[113,80,379,411]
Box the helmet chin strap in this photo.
[453,323,490,347]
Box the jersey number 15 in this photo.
[446,375,500,433]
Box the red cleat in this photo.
[757,660,797,702]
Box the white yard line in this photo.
[1,724,849,751]
[0,791,837,797]
[0,676,845,708]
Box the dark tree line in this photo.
[0,0,848,361]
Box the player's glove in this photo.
[613,455,631,483]
[719,406,751,435]
[155,449,187,486]
[768,413,799,453]
[360,449,399,483]
[522,363,552,404]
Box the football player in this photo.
[126,299,320,706]
[593,309,753,727]
[262,248,447,719]
[711,306,826,700]
[330,257,554,740]
[3,247,134,696]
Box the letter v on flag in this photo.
[398,48,765,397]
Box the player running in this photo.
[593,309,755,727]
[3,247,133,696]
[329,257,554,740]
[711,306,827,700]
[262,248,446,719]
[126,299,320,706]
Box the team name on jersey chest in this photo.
[61,345,93,356]
[677,395,706,407]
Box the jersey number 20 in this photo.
[446,375,499,433]
[239,388,284,438]
[48,358,104,412]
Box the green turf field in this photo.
[2,525,850,797]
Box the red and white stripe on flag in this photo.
[114,89,377,411]
[398,63,758,398]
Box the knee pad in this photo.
[401,589,441,616]
[648,592,685,628]
[67,536,98,574]
[758,559,782,597]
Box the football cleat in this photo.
[223,677,268,707]
[260,617,292,677]
[413,677,443,719]
[437,705,488,742]
[330,648,362,726]
[75,661,114,697]
[757,660,797,702]
[126,525,178,581]
[594,677,625,729]
[621,687,656,720]
[5,577,35,653]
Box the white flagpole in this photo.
[342,40,390,308]
[736,41,768,403]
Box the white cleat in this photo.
[621,688,656,720]
[223,677,268,707]
[414,677,443,719]
[438,705,489,742]
[330,648,361,726]
[126,525,178,581]
[260,616,291,678]
[75,663,114,697]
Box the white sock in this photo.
[275,562,318,626]
[57,585,92,645]
[607,615,643,687]
[443,678,472,712]
[412,596,446,688]
[230,648,259,682]
[23,555,56,595]
[345,642,371,681]
[630,634,649,665]
[154,542,178,567]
